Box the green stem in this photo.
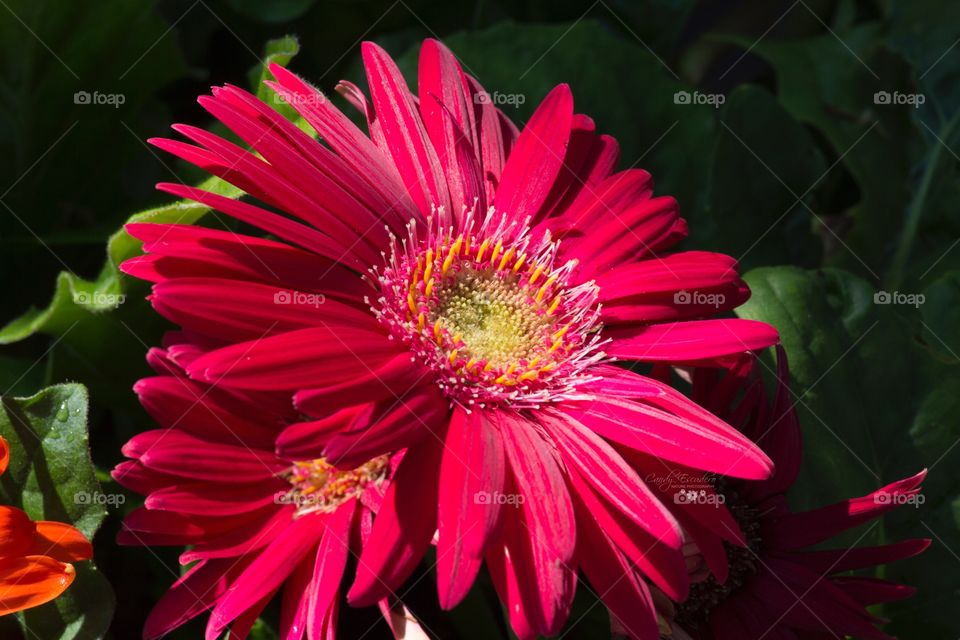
[888,111,960,288]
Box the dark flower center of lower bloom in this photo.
[673,487,762,630]
[283,456,388,515]
[372,208,607,408]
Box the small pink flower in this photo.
[657,347,928,639]
[115,337,399,639]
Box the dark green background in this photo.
[0,0,958,638]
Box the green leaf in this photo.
[0,384,115,639]
[886,0,960,115]
[919,270,960,363]
[730,25,916,277]
[693,85,826,268]
[0,174,239,344]
[910,376,960,459]
[248,35,302,122]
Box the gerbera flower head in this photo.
[113,338,399,639]
[126,38,782,638]
[0,436,93,616]
[658,347,929,639]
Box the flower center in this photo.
[434,266,551,369]
[284,456,388,516]
[372,207,606,408]
[674,487,762,629]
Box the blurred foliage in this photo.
[0,0,958,638]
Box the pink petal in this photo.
[466,75,509,205]
[568,397,773,480]
[143,559,239,639]
[606,319,780,363]
[186,326,400,391]
[133,376,277,449]
[766,470,927,550]
[348,437,444,606]
[138,430,286,481]
[419,39,482,216]
[322,386,449,467]
[493,85,573,221]
[575,512,659,640]
[153,183,358,268]
[266,64,419,220]
[124,223,361,299]
[146,481,283,516]
[293,353,432,418]
[436,407,505,609]
[540,410,680,548]
[214,83,410,233]
[150,278,377,343]
[275,404,373,461]
[495,494,577,637]
[197,92,389,249]
[497,412,576,634]
[306,502,353,639]
[566,466,688,600]
[180,508,294,564]
[362,41,450,216]
[206,514,326,638]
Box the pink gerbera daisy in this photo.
[654,347,928,640]
[114,336,402,639]
[125,39,780,637]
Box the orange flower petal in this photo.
[30,521,93,563]
[0,436,8,476]
[0,555,75,615]
[0,506,36,557]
